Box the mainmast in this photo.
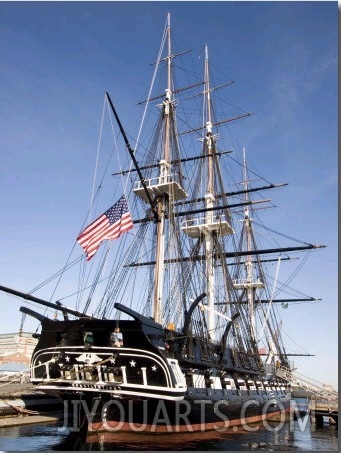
[203,45,217,340]
[182,46,233,341]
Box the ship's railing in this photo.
[181,214,227,229]
[133,174,187,202]
[232,278,264,286]
[134,174,177,190]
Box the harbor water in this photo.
[0,412,338,451]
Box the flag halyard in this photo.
[77,195,133,260]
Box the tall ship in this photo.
[0,15,325,433]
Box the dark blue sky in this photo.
[0,1,337,386]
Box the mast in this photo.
[133,13,187,324]
[203,45,216,340]
[243,149,254,339]
[239,148,264,342]
[232,152,287,365]
[181,46,233,342]
[153,14,172,325]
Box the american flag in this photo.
[77,195,133,261]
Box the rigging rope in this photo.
[253,220,314,247]
[257,255,281,343]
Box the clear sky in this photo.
[0,1,338,388]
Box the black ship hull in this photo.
[30,313,291,433]
[84,393,290,434]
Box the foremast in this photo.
[153,17,172,325]
[133,14,187,324]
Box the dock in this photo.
[0,381,63,427]
[309,397,338,426]
[276,365,338,426]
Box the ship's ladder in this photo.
[276,365,338,403]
